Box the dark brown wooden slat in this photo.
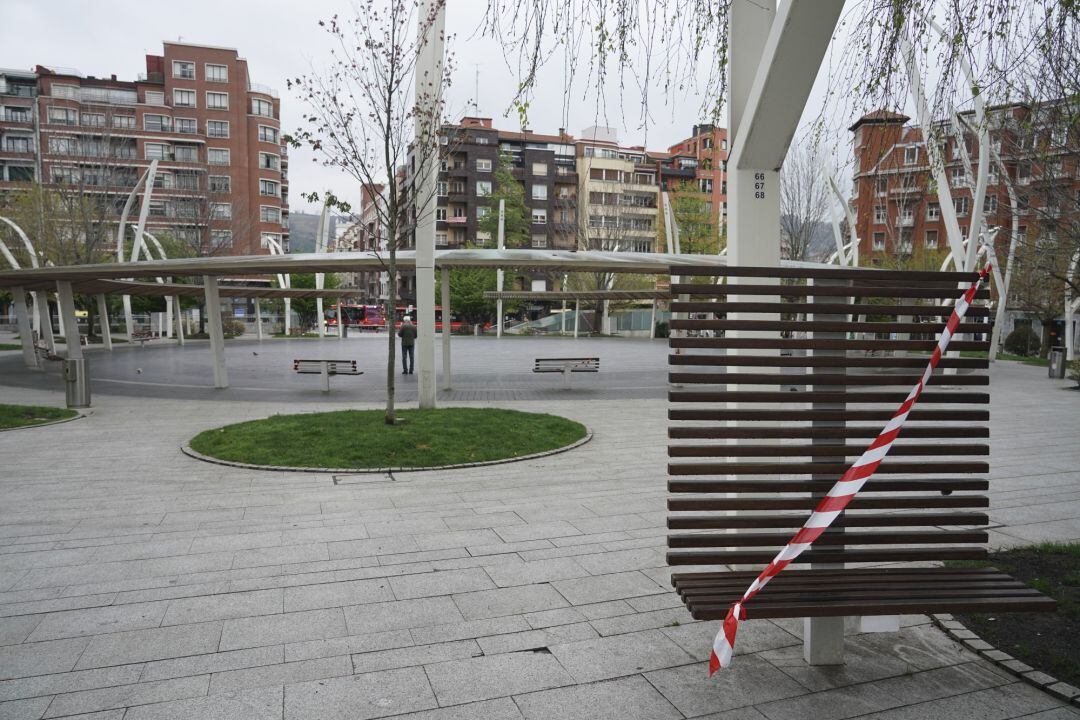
[669,319,988,334]
[683,588,1045,609]
[670,283,991,299]
[669,390,989,404]
[669,354,989,369]
[669,409,989,421]
[667,530,988,547]
[673,265,981,282]
[668,496,989,515]
[668,372,989,386]
[668,461,990,475]
[668,426,990,439]
[671,566,1007,583]
[662,511,989,528]
[670,301,992,317]
[668,478,989,493]
[668,444,988,458]
[684,595,1056,620]
[670,337,990,351]
[666,547,987,565]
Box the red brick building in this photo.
[0,41,288,257]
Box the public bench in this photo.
[293,359,363,392]
[131,328,153,346]
[533,357,600,389]
[665,265,1054,654]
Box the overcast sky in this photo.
[5,0,887,212]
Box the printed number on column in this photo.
[754,172,765,200]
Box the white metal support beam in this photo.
[38,295,55,353]
[441,266,451,391]
[497,200,505,338]
[56,281,82,360]
[96,294,113,351]
[12,286,39,369]
[173,295,185,346]
[203,276,228,388]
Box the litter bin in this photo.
[1048,346,1067,379]
[63,357,91,408]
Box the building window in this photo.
[175,170,200,190]
[205,64,228,82]
[899,203,915,224]
[144,142,170,160]
[174,145,198,162]
[476,181,492,196]
[872,231,885,251]
[950,167,967,188]
[925,229,939,248]
[260,232,282,249]
[984,194,998,214]
[145,90,165,105]
[260,206,282,223]
[954,195,970,215]
[172,61,195,79]
[208,175,231,193]
[926,202,940,221]
[211,203,232,219]
[174,118,197,134]
[206,92,229,110]
[251,98,274,117]
[47,107,77,125]
[259,179,279,196]
[531,234,547,248]
[435,232,448,247]
[207,120,229,138]
[904,146,918,165]
[532,162,548,176]
[80,113,105,127]
[259,152,280,171]
[437,181,447,197]
[475,231,491,245]
[257,125,278,143]
[699,178,713,193]
[476,158,492,172]
[873,204,886,224]
[4,135,31,153]
[532,208,547,224]
[531,184,547,200]
[436,208,447,221]
[143,114,171,132]
[112,114,135,129]
[173,89,196,107]
[208,148,230,166]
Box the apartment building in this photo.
[0,41,288,256]
[576,126,660,253]
[849,104,1077,263]
[651,124,729,252]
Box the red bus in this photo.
[324,304,385,331]
[395,306,463,333]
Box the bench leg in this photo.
[858,615,900,633]
[562,367,571,389]
[804,617,845,665]
[321,364,330,393]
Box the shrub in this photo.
[655,321,670,338]
[1068,358,1080,388]
[1003,326,1040,357]
[222,319,246,337]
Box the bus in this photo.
[324,304,385,332]
[394,306,463,333]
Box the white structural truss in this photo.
[315,203,331,338]
[115,160,159,341]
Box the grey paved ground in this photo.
[0,339,1078,719]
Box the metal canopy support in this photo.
[337,297,344,340]
[12,286,39,369]
[441,267,451,391]
[650,299,658,339]
[255,299,264,341]
[204,276,228,389]
[56,281,82,360]
[561,300,567,335]
[38,295,55,352]
[497,199,505,339]
[574,300,580,339]
[173,295,185,346]
[96,294,113,351]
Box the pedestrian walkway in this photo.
[0,354,1076,718]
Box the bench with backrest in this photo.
[665,265,1054,651]
[533,357,600,388]
[131,328,153,346]
[293,358,363,392]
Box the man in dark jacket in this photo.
[398,318,417,374]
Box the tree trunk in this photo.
[385,250,397,426]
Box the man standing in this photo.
[398,318,416,374]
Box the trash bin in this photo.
[63,357,91,408]
[1048,346,1067,379]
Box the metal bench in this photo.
[533,357,599,388]
[666,265,1055,664]
[293,359,363,392]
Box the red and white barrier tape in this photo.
[708,264,992,675]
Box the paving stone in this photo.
[452,585,568,621]
[233,543,329,569]
[645,656,807,717]
[220,609,346,651]
[283,579,393,612]
[209,655,351,694]
[494,522,582,543]
[424,651,574,706]
[0,664,143,704]
[283,666,436,720]
[342,597,464,636]
[389,568,495,599]
[1001,659,1034,674]
[161,589,283,626]
[1048,682,1080,700]
[391,697,523,720]
[141,646,285,682]
[514,675,682,720]
[483,558,590,588]
[42,675,209,718]
[411,530,503,551]
[477,624,600,655]
[661,620,800,663]
[411,616,530,645]
[351,639,482,674]
[75,622,223,670]
[0,615,42,646]
[833,680,1070,720]
[550,571,666,606]
[0,637,89,679]
[0,696,51,720]
[28,601,168,642]
[590,607,693,637]
[466,540,552,557]
[124,686,283,720]
[549,629,695,683]
[285,630,414,663]
[378,549,469,566]
[443,513,524,531]
[523,607,588,629]
[1027,671,1060,687]
[326,537,420,561]
[282,525,369,545]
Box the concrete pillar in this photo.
[650,299,658,339]
[203,276,228,388]
[12,286,39,369]
[337,297,344,340]
[316,297,325,338]
[123,295,135,342]
[38,294,55,353]
[29,291,40,334]
[165,295,173,339]
[255,299,264,341]
[574,300,580,339]
[561,300,567,335]
[55,281,83,360]
[284,298,292,336]
[173,295,185,346]
[96,294,113,351]
[441,267,451,391]
[497,200,505,339]
[56,294,66,341]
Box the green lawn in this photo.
[0,343,20,351]
[189,407,588,469]
[0,404,78,429]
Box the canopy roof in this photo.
[7,278,348,299]
[484,290,666,301]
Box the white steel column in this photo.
[203,276,228,389]
[574,300,580,338]
[650,299,657,339]
[56,297,66,341]
[173,295,185,346]
[96,294,113,351]
[255,299,264,341]
[561,300,567,334]
[165,296,173,339]
[38,295,55,352]
[12,287,39,369]
[56,282,82,360]
[496,200,505,338]
[337,297,344,340]
[441,266,451,390]
[284,298,292,336]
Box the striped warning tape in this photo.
[709,264,992,675]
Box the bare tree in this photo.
[779,144,829,262]
[287,0,452,424]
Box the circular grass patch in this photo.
[0,403,78,430]
[188,407,588,470]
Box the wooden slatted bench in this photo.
[131,328,153,347]
[533,357,600,389]
[666,265,1054,660]
[293,359,363,392]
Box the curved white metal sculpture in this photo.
[264,235,292,335]
[0,215,43,336]
[115,160,159,341]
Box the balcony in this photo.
[890,184,922,195]
[554,196,577,207]
[897,216,915,227]
[2,111,32,124]
[446,165,469,177]
[248,82,279,99]
[1,85,36,98]
[446,216,467,224]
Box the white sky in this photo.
[4,0,931,213]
